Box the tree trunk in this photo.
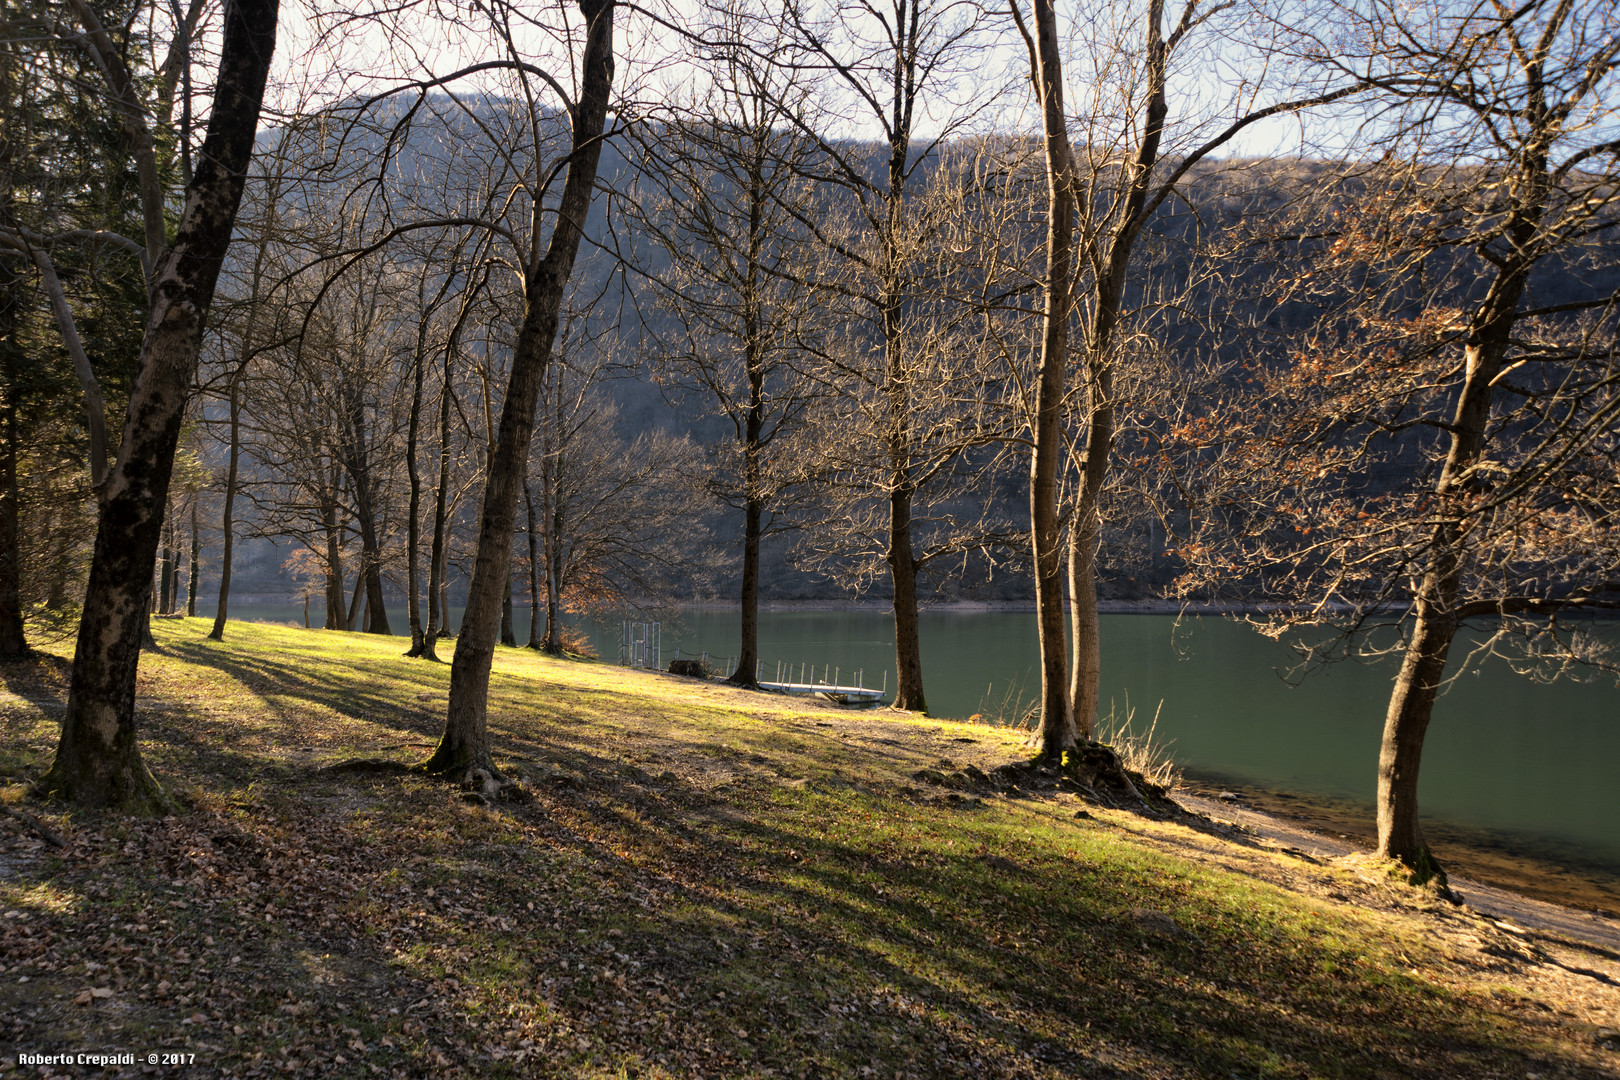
[1067,518,1100,741]
[404,334,426,655]
[0,339,25,657]
[427,0,615,782]
[500,573,515,647]
[342,398,391,636]
[732,495,762,687]
[541,441,562,654]
[1027,0,1078,756]
[1374,194,1537,875]
[1376,595,1454,878]
[523,479,541,649]
[159,541,175,616]
[208,370,241,640]
[0,68,24,658]
[346,568,365,632]
[38,0,279,810]
[323,492,344,630]
[422,345,454,659]
[186,499,199,617]
[888,486,926,713]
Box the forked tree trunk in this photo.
[38,0,279,809]
[1026,0,1078,756]
[426,0,615,781]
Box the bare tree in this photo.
[1010,0,1364,757]
[421,0,618,784]
[755,0,1000,712]
[1174,0,1620,876]
[628,12,823,685]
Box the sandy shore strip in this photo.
[1175,789,1620,956]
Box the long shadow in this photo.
[99,637,1608,1078]
[476,733,1592,1080]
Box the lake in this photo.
[222,602,1620,868]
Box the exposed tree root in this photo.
[911,740,1173,815]
[322,754,534,807]
[2,805,66,848]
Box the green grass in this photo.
[0,618,1611,1078]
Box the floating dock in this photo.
[751,661,887,705]
[755,679,886,704]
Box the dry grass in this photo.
[1095,697,1182,792]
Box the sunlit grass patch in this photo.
[0,619,1607,1077]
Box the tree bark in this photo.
[887,480,927,711]
[341,393,391,636]
[523,479,541,649]
[39,0,279,810]
[729,326,766,686]
[0,315,25,657]
[186,498,199,617]
[1026,0,1078,756]
[159,540,175,615]
[733,494,762,687]
[426,0,615,781]
[208,369,241,640]
[346,566,365,632]
[322,486,344,630]
[1067,519,1100,741]
[422,349,453,658]
[541,427,563,654]
[404,329,427,655]
[500,573,515,647]
[0,64,25,658]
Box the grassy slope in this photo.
[0,619,1614,1079]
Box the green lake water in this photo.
[224,603,1620,867]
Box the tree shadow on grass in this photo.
[474,734,1594,1080]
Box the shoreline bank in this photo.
[1176,769,1620,919]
